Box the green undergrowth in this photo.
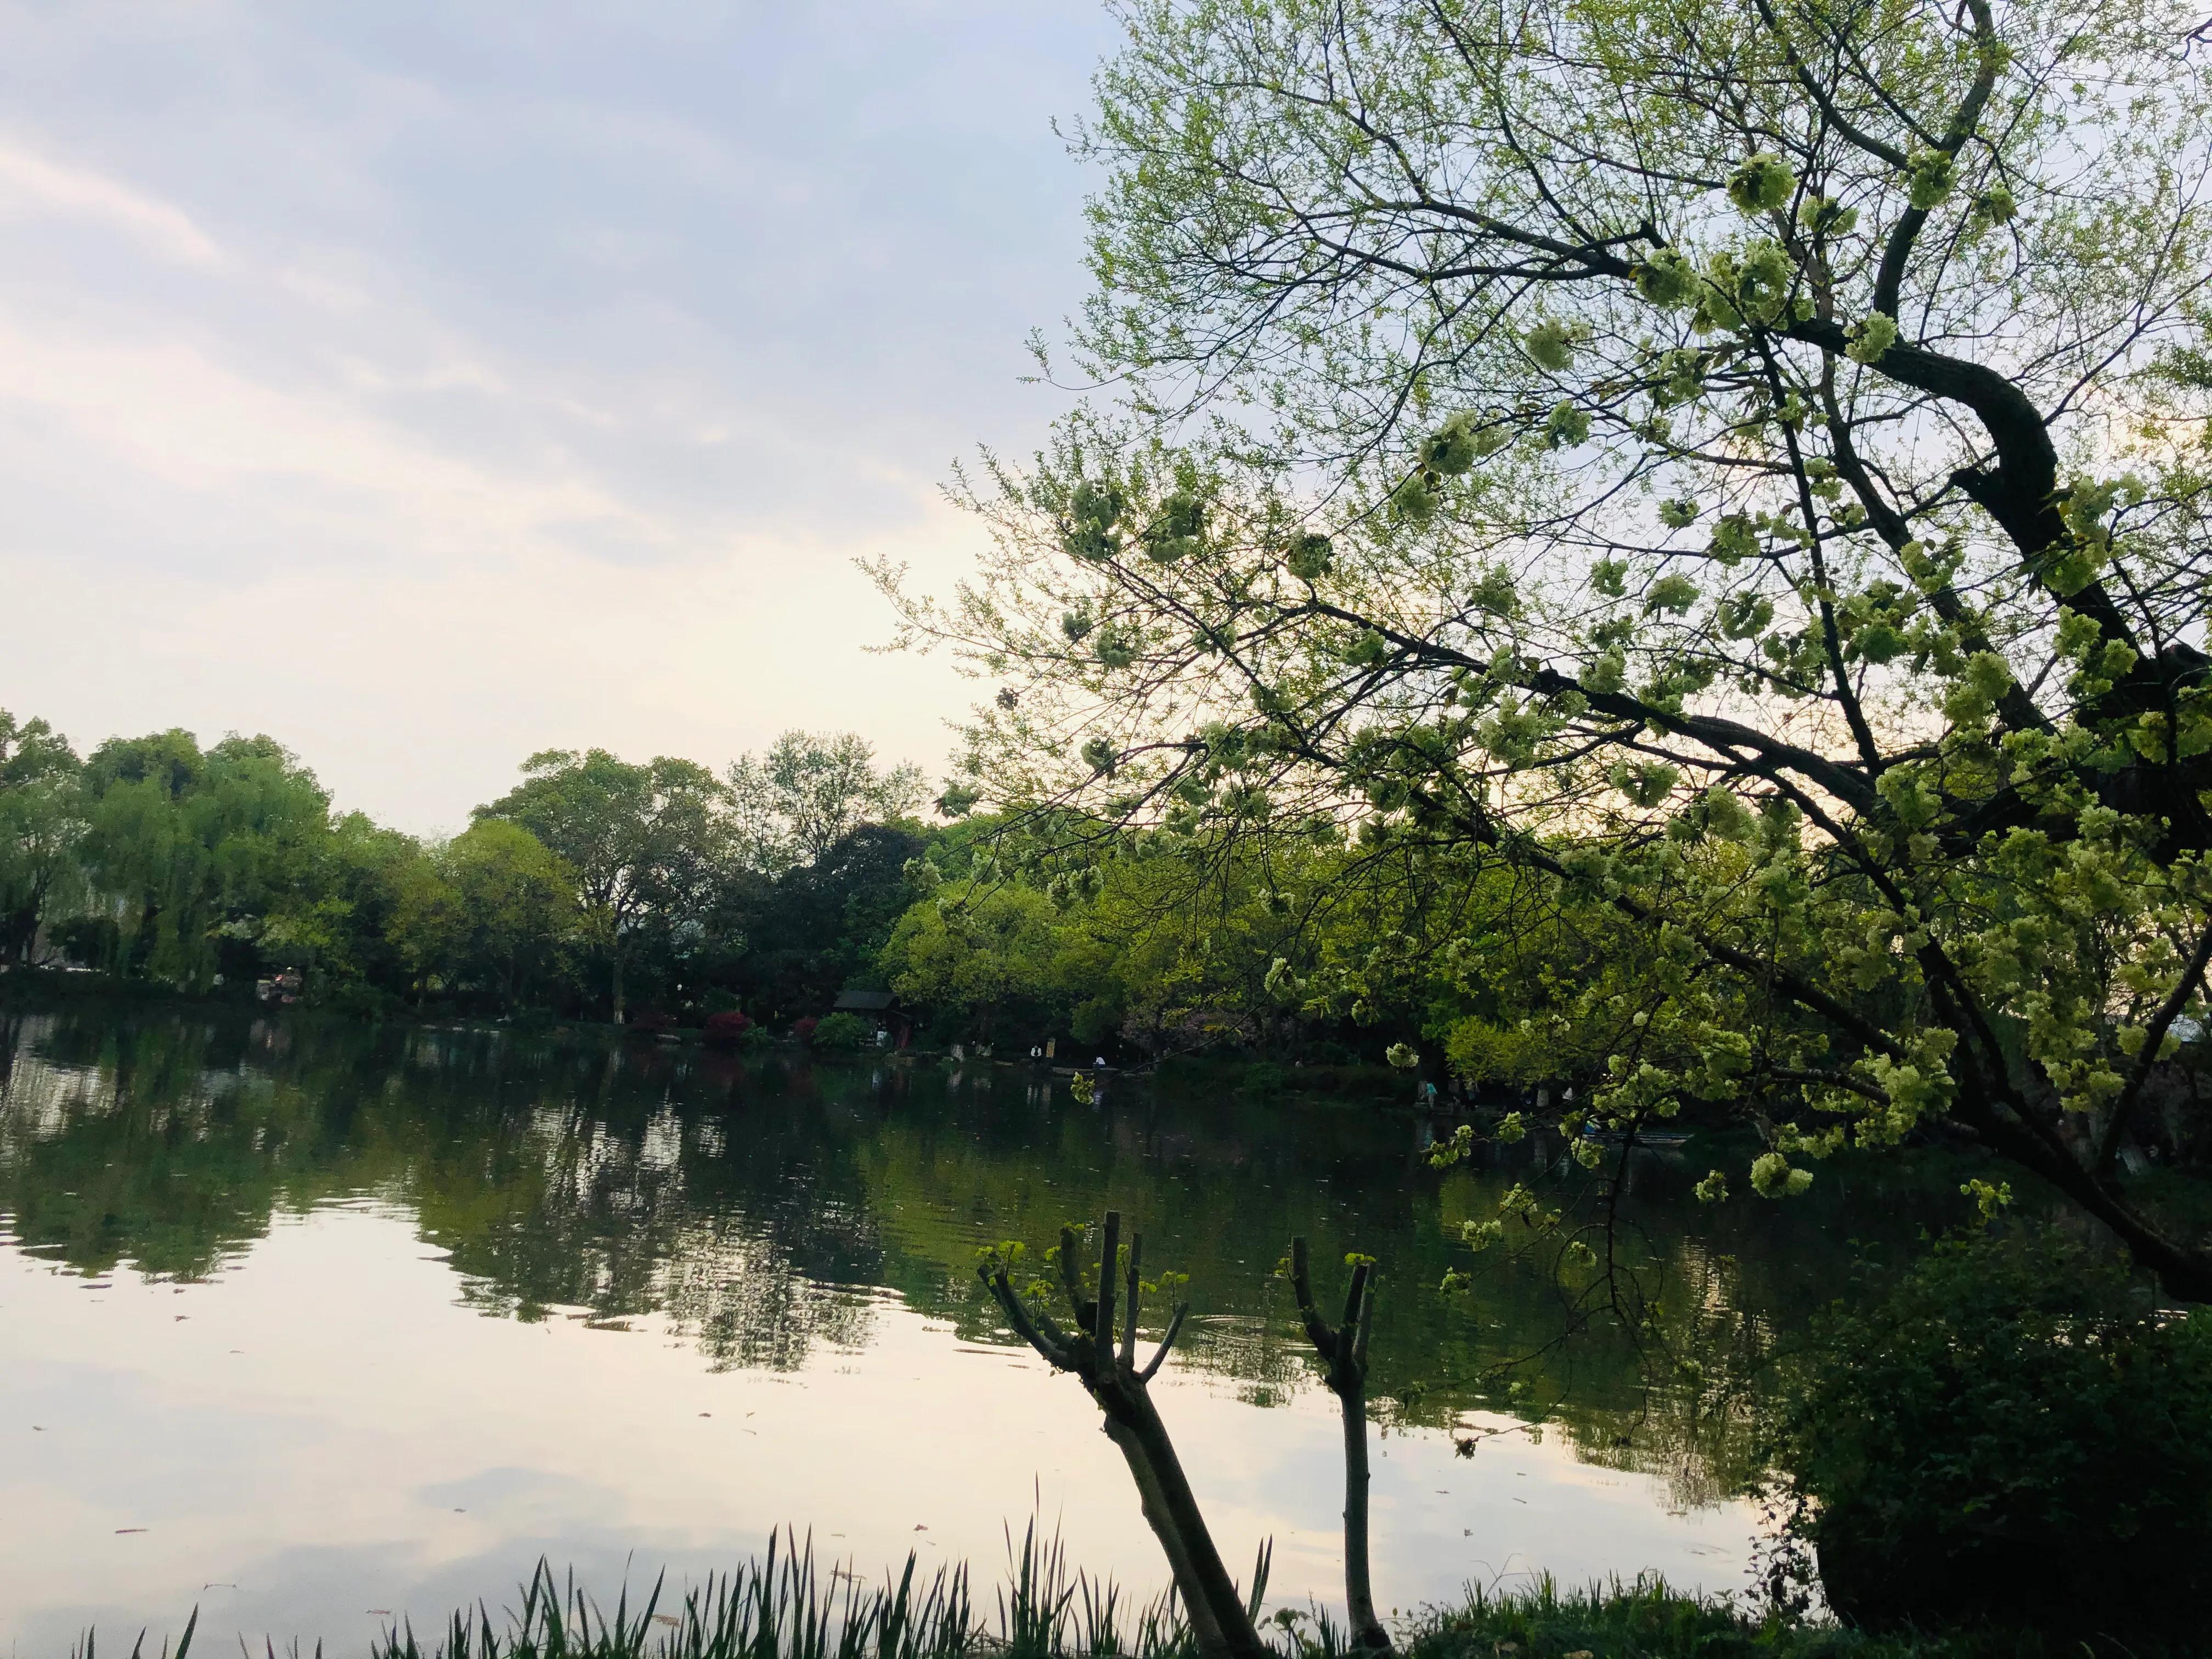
[1400,1574,2203,1658]
[74,1544,2202,1659]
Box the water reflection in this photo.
[0,1007,1967,1646]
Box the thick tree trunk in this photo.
[1968,1099,2212,1302]
[0,903,32,965]
[611,946,626,1026]
[132,899,161,976]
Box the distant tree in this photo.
[875,827,1448,1060]
[881,879,1071,1042]
[78,731,332,989]
[0,710,85,964]
[725,822,930,1023]
[476,749,726,1023]
[265,812,430,1004]
[727,731,926,873]
[393,819,578,1012]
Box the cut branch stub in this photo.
[1290,1237,1376,1398]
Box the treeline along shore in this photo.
[0,708,1451,1073]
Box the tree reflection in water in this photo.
[0,1006,1972,1510]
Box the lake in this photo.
[0,1008,1965,1651]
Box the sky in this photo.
[0,2,1119,833]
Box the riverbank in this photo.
[328,1552,2193,1659]
[1403,1577,2188,1658]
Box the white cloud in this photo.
[0,142,224,266]
[0,285,988,828]
[0,311,702,569]
[0,533,978,834]
[0,3,1106,828]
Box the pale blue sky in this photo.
[0,2,1118,830]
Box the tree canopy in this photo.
[878,0,2212,1294]
[0,711,83,966]
[2,709,941,1032]
[477,748,728,1023]
[76,731,335,991]
[392,819,578,1008]
[726,730,928,874]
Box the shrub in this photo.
[790,1015,820,1046]
[1400,1573,2135,1659]
[701,1009,754,1049]
[1235,1060,1291,1101]
[626,1007,677,1036]
[325,984,399,1021]
[811,1011,872,1051]
[1766,1229,2212,1643]
[51,915,121,970]
[1070,995,1121,1047]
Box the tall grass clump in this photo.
[83,1527,2204,1659]
[366,1523,1195,1659]
[70,1609,201,1659]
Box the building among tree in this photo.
[831,988,908,1047]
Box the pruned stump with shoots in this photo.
[978,1210,1270,1659]
[1289,1237,1393,1657]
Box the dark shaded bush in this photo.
[1398,1573,2183,1659]
[791,1015,820,1046]
[811,1011,872,1051]
[1070,995,1120,1047]
[1767,1229,2212,1644]
[625,1008,678,1037]
[50,915,122,969]
[701,1009,754,1049]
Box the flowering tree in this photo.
[878,0,2212,1294]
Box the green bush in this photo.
[1070,995,1121,1046]
[1766,1230,2212,1644]
[1235,1059,1291,1100]
[810,1011,873,1051]
[322,983,399,1020]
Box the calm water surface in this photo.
[0,1009,1963,1651]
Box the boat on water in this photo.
[1588,1129,1694,1149]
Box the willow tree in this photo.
[0,710,84,966]
[878,0,2212,1294]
